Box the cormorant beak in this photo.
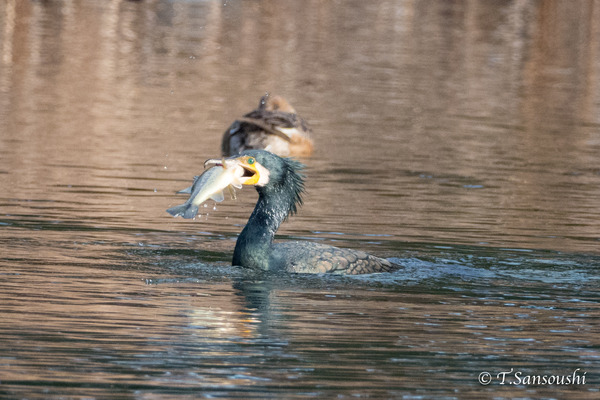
[230,155,266,186]
[203,158,224,168]
[203,155,269,186]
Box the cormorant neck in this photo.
[232,187,293,270]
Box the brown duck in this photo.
[221,94,314,157]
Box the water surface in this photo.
[1,0,600,398]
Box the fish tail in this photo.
[183,205,200,219]
[166,204,187,217]
[166,204,199,219]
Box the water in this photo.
[1,0,600,398]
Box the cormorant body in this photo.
[231,150,397,274]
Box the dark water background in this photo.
[1,0,599,398]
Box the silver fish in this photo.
[166,160,246,219]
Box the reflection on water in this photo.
[1,245,599,399]
[1,0,600,252]
[1,0,600,398]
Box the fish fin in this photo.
[166,204,199,219]
[166,204,187,217]
[210,191,225,202]
[176,176,199,194]
[183,205,200,219]
[227,185,237,200]
[176,186,193,194]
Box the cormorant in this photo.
[221,94,314,158]
[223,150,398,274]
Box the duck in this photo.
[215,150,398,274]
[221,94,314,158]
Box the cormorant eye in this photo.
[247,157,255,165]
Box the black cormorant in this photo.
[227,150,398,274]
[221,94,314,158]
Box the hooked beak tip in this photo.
[203,158,224,168]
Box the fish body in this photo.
[167,163,245,219]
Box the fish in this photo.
[166,159,246,219]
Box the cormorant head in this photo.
[228,150,305,217]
